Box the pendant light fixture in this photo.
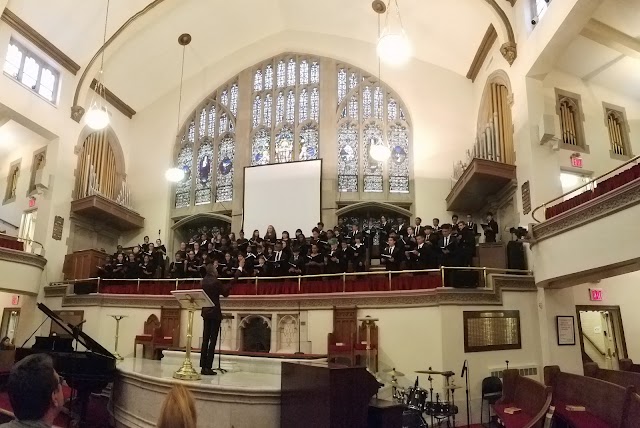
[86,0,111,130]
[373,0,411,67]
[370,5,392,163]
[165,33,192,183]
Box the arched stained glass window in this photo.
[251,54,321,166]
[173,80,237,208]
[336,65,412,194]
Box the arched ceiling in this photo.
[7,0,496,111]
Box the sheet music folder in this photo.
[170,289,214,310]
[36,303,113,358]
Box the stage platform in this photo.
[112,354,326,428]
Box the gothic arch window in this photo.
[604,104,633,159]
[337,65,411,193]
[174,80,238,208]
[251,54,320,165]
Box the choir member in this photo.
[414,217,425,236]
[254,255,268,277]
[245,247,256,270]
[177,242,188,260]
[218,252,235,278]
[295,234,308,256]
[294,229,303,239]
[229,240,240,257]
[255,243,265,261]
[250,230,263,246]
[379,216,391,245]
[363,218,376,249]
[483,212,499,243]
[154,239,167,277]
[192,242,204,261]
[132,245,143,264]
[141,236,150,252]
[438,224,459,286]
[466,214,478,236]
[237,230,249,253]
[432,218,441,232]
[170,252,186,279]
[332,226,342,240]
[288,246,306,275]
[264,225,277,245]
[424,226,439,246]
[112,253,126,279]
[113,245,124,259]
[281,231,292,253]
[337,217,350,237]
[97,255,114,279]
[144,242,154,261]
[395,216,408,238]
[381,236,402,271]
[325,229,335,246]
[206,242,217,263]
[305,244,325,275]
[346,223,360,243]
[126,253,141,279]
[200,233,209,249]
[351,236,367,272]
[229,232,236,243]
[310,228,325,254]
[325,240,343,274]
[338,240,351,273]
[451,215,459,232]
[403,227,417,262]
[316,222,328,241]
[140,254,155,279]
[186,250,202,278]
[268,241,289,276]
[457,221,476,266]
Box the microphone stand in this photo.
[461,360,471,428]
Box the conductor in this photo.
[200,256,245,375]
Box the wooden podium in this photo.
[281,361,380,428]
[63,249,109,280]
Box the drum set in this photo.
[389,367,460,428]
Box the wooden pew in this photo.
[622,391,640,428]
[584,362,640,392]
[491,369,551,428]
[544,365,634,428]
[620,358,640,374]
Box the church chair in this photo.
[327,307,357,366]
[134,314,160,359]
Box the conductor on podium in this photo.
[200,257,244,375]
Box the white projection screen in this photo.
[243,160,321,237]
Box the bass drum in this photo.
[406,387,429,412]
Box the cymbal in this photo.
[386,368,405,377]
[416,370,456,377]
[444,384,462,390]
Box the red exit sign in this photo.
[28,197,36,208]
[570,155,583,168]
[589,288,603,301]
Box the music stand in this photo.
[170,290,214,381]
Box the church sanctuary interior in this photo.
[1,0,640,427]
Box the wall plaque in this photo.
[521,181,531,215]
[463,310,521,353]
[556,315,576,346]
[52,216,64,240]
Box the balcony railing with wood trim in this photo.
[532,155,640,223]
[54,266,532,297]
[0,232,45,256]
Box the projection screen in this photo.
[243,160,321,237]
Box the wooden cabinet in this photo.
[63,249,108,280]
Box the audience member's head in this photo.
[157,384,197,428]
[7,354,64,424]
[0,336,12,349]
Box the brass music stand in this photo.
[107,315,127,361]
[170,290,214,381]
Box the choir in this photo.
[96,213,499,280]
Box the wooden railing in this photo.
[532,155,640,223]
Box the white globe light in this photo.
[370,142,391,162]
[377,31,411,67]
[85,106,110,130]
[165,167,185,183]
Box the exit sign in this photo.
[589,288,603,301]
[570,155,583,168]
[28,197,36,208]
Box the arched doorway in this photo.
[171,213,232,248]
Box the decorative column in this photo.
[231,69,253,233]
[319,57,339,227]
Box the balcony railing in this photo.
[57,267,532,297]
[532,155,640,222]
[0,232,45,256]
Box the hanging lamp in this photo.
[165,33,192,183]
[369,4,392,163]
[373,0,411,67]
[86,0,111,130]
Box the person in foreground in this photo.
[200,257,245,375]
[1,354,64,427]
[157,384,197,428]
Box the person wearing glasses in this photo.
[2,354,65,427]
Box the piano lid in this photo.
[36,303,114,359]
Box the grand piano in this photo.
[15,303,116,426]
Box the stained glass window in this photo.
[310,61,320,84]
[300,60,309,85]
[276,92,285,124]
[187,120,195,143]
[311,88,319,122]
[195,141,213,205]
[388,124,410,193]
[175,146,193,208]
[264,94,272,127]
[254,69,263,92]
[208,105,216,137]
[265,65,273,90]
[252,128,270,166]
[199,109,206,139]
[230,83,239,116]
[252,96,261,128]
[299,88,308,123]
[221,89,228,106]
[219,113,228,135]
[286,90,295,123]
[299,123,319,161]
[338,123,358,192]
[277,60,286,88]
[275,126,294,163]
[287,59,296,86]
[216,136,235,202]
[336,66,411,195]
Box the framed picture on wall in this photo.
[556,315,576,345]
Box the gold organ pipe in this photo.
[569,106,578,145]
[498,85,506,163]
[491,83,499,161]
[503,87,514,165]
[614,119,624,155]
[561,104,569,144]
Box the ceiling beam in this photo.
[90,79,136,119]
[467,24,498,81]
[0,9,80,75]
[580,18,640,60]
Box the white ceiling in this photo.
[554,0,640,100]
[6,0,494,110]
